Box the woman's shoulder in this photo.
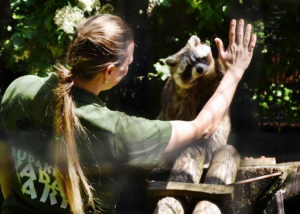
[1,73,57,123]
[2,74,54,102]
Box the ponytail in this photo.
[51,14,133,213]
[53,65,96,214]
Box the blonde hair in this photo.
[53,14,133,214]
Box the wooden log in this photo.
[148,181,234,200]
[168,146,205,183]
[240,157,276,167]
[192,145,241,214]
[151,161,300,213]
[153,146,205,214]
[275,191,285,214]
[192,200,221,214]
[154,197,185,214]
[280,162,300,200]
[232,162,300,212]
[232,165,285,213]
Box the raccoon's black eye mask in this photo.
[195,57,207,64]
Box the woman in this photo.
[0,14,256,214]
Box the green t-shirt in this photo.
[0,73,172,214]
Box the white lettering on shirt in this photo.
[19,163,37,199]
[12,147,68,209]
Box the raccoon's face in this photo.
[166,36,215,89]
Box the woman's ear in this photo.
[103,64,115,80]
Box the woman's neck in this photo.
[73,75,103,96]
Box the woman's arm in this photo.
[0,142,13,199]
[164,19,257,154]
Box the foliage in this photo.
[0,0,114,76]
[150,0,300,131]
[1,0,300,130]
[148,0,228,80]
[153,59,170,81]
[252,83,299,131]
[249,2,300,130]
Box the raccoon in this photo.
[158,35,231,163]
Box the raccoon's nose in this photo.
[196,65,203,74]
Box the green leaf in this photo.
[186,6,196,14]
[23,0,37,6]
[204,8,214,20]
[268,95,273,101]
[44,15,53,31]
[193,0,202,5]
[213,12,224,26]
[276,99,282,105]
[10,32,21,40]
[22,29,34,39]
[12,36,24,49]
[197,19,206,29]
[12,13,25,20]
[259,102,269,109]
[216,0,226,9]
[10,0,22,8]
[161,0,169,6]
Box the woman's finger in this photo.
[215,38,225,60]
[229,19,236,47]
[248,34,257,53]
[236,19,244,46]
[244,24,251,48]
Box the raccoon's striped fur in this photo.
[158,35,230,163]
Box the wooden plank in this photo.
[263,190,285,214]
[148,181,234,200]
[240,157,276,167]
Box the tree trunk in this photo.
[154,146,205,214]
[192,145,241,214]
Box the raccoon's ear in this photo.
[188,35,201,48]
[165,57,178,67]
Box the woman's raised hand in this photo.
[215,19,257,78]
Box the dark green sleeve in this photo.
[114,113,172,169]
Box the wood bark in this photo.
[150,161,300,213]
[192,145,241,214]
[232,162,300,213]
[154,146,205,214]
[148,181,234,200]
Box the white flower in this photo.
[147,0,164,14]
[77,0,100,12]
[54,6,85,34]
